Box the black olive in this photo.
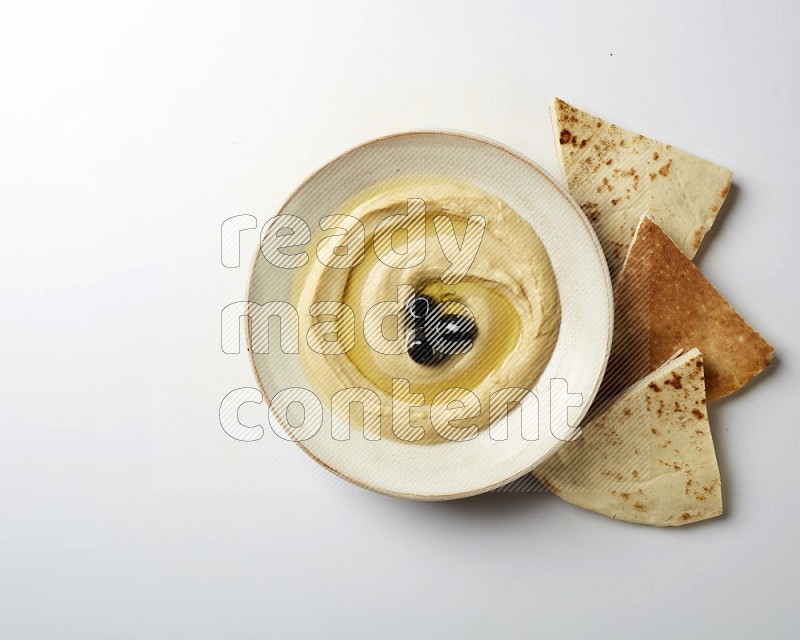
[405,295,434,326]
[407,331,442,366]
[428,313,477,354]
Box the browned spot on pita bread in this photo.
[664,372,682,389]
[657,159,673,177]
[581,201,601,221]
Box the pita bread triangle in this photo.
[551,97,733,279]
[599,215,774,402]
[535,349,722,526]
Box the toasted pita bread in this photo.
[551,98,733,278]
[600,215,773,402]
[536,349,722,526]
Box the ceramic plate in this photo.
[247,131,612,499]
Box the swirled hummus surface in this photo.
[293,176,560,444]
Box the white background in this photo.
[1,1,798,638]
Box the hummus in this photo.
[293,176,560,444]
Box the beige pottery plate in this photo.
[248,131,612,499]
